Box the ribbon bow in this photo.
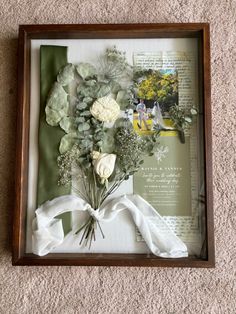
[32,194,188,258]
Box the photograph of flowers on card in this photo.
[28,38,205,258]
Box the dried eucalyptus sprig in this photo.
[168,105,198,143]
[169,105,197,130]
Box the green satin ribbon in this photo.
[37,45,71,233]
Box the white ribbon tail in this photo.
[32,194,188,258]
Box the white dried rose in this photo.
[90,96,120,122]
[93,153,116,182]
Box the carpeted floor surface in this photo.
[0,0,235,313]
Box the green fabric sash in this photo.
[37,45,71,233]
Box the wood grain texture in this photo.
[13,23,214,267]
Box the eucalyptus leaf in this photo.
[76,117,86,123]
[95,127,102,133]
[80,110,91,117]
[77,84,96,98]
[59,133,78,154]
[45,82,69,126]
[83,129,93,136]
[94,133,102,141]
[190,108,198,115]
[57,63,75,86]
[185,117,192,123]
[97,140,103,147]
[116,90,130,109]
[78,157,85,163]
[83,97,93,104]
[80,139,93,149]
[76,63,97,80]
[77,133,85,139]
[45,107,68,126]
[100,128,115,153]
[97,84,111,98]
[78,122,90,132]
[110,81,122,94]
[59,117,77,133]
[85,79,97,87]
[76,102,87,110]
[47,82,68,110]
[91,117,99,125]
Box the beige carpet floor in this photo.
[0,0,236,313]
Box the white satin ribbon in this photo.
[32,194,188,258]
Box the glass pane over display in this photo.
[26,37,206,259]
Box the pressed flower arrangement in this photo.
[45,47,196,247]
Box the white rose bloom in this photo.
[90,96,120,122]
[93,153,116,181]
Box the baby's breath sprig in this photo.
[114,127,158,178]
[57,144,80,186]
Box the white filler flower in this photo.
[90,96,120,122]
[92,152,116,182]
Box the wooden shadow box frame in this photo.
[13,23,214,267]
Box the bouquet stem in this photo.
[75,216,105,248]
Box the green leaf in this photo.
[45,107,68,127]
[111,81,121,94]
[97,140,103,147]
[94,133,102,141]
[45,82,69,126]
[59,117,77,133]
[91,117,99,125]
[80,110,91,117]
[76,102,87,110]
[100,128,115,153]
[76,63,97,80]
[77,85,92,98]
[83,97,93,104]
[116,90,129,109]
[95,127,102,133]
[185,117,192,123]
[76,117,86,123]
[97,84,111,98]
[57,63,75,86]
[78,157,85,163]
[190,108,198,115]
[85,79,97,87]
[77,83,100,98]
[59,133,78,154]
[82,122,90,131]
[78,122,90,132]
[77,133,85,139]
[47,82,68,110]
[80,139,93,149]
